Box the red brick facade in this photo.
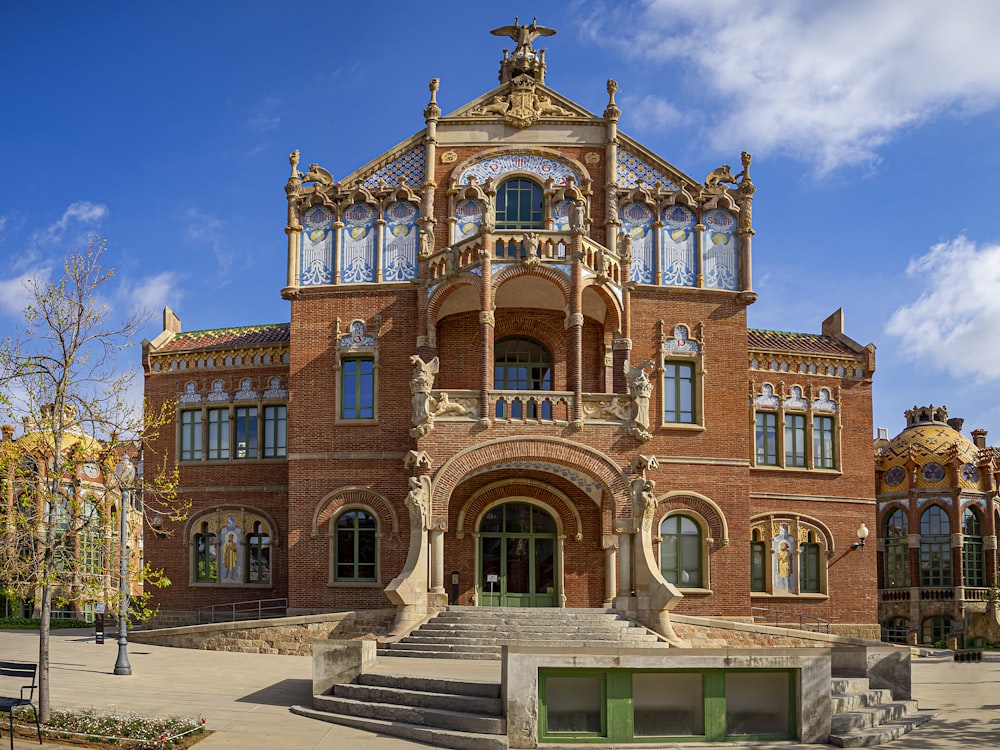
[142,35,878,635]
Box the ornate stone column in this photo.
[558,534,567,608]
[603,536,618,607]
[284,151,303,291]
[479,200,495,427]
[568,230,584,428]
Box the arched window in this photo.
[962,506,984,588]
[496,178,543,229]
[919,505,951,587]
[799,531,821,593]
[334,509,378,582]
[883,508,909,589]
[659,515,702,588]
[494,336,553,419]
[194,522,217,583]
[750,529,767,592]
[246,521,271,585]
[882,617,909,644]
[922,615,951,646]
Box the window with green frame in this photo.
[179,410,202,461]
[496,178,543,229]
[494,336,552,419]
[755,412,777,465]
[799,532,821,593]
[263,405,287,457]
[234,406,258,459]
[207,407,230,460]
[538,668,794,743]
[660,515,702,588]
[919,505,951,587]
[883,508,909,588]
[334,509,377,581]
[663,361,695,424]
[784,413,806,467]
[922,615,951,645]
[813,415,835,468]
[194,522,217,582]
[341,357,374,420]
[962,506,984,588]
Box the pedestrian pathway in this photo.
[0,629,996,749]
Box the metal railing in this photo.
[195,598,288,625]
[750,607,831,634]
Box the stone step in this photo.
[359,672,501,698]
[387,641,504,654]
[404,629,657,642]
[829,710,936,748]
[312,693,506,735]
[336,683,503,715]
[290,705,509,750]
[831,701,920,734]
[831,677,871,695]
[832,689,894,713]
[377,647,502,660]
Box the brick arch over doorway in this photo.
[432,436,629,534]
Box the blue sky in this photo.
[2,1,1000,441]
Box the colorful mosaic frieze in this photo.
[620,201,654,284]
[754,384,780,408]
[383,200,418,282]
[552,199,571,231]
[661,204,697,287]
[663,325,699,354]
[455,198,483,239]
[459,154,579,186]
[339,320,375,348]
[300,205,334,286]
[616,147,678,190]
[703,208,737,290]
[341,202,377,284]
[362,146,425,189]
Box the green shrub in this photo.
[0,617,91,630]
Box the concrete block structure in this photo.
[142,21,879,639]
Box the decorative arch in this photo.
[749,512,836,554]
[655,490,730,546]
[492,263,572,300]
[452,147,588,190]
[311,486,399,538]
[579,278,624,335]
[432,436,629,531]
[455,479,583,541]
[427,276,483,328]
[183,505,282,547]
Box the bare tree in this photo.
[0,237,181,721]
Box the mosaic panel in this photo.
[383,200,418,282]
[300,205,335,286]
[703,208,737,290]
[262,377,287,399]
[341,202,377,284]
[460,154,579,186]
[455,198,483,239]
[812,389,837,412]
[772,522,796,595]
[179,382,202,404]
[663,325,699,354]
[619,201,654,284]
[616,147,678,190]
[552,199,572,231]
[362,146,425,189]
[234,379,258,401]
[660,204,696,287]
[339,321,375,348]
[206,380,229,402]
[465,460,602,503]
[784,386,807,410]
[754,384,779,408]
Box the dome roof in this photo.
[878,406,981,492]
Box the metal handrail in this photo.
[195,598,288,625]
[750,606,831,634]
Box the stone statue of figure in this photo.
[624,359,655,440]
[617,228,633,262]
[631,477,658,531]
[406,475,431,521]
[418,226,434,259]
[490,17,556,57]
[569,199,586,231]
[410,355,440,429]
[481,199,496,232]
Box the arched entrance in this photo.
[479,501,557,607]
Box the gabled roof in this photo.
[748,329,860,357]
[154,323,290,353]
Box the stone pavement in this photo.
[0,628,997,749]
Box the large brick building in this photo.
[142,21,879,638]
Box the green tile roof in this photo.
[157,323,289,352]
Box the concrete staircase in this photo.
[377,605,664,660]
[829,676,935,747]
[291,672,507,750]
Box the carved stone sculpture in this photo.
[569,199,586,231]
[410,355,440,437]
[625,359,655,442]
[418,226,434,259]
[489,17,556,58]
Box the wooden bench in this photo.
[0,661,42,750]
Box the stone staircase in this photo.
[829,676,935,747]
[377,605,664,659]
[291,672,507,750]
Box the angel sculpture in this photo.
[624,359,655,441]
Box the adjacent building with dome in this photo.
[876,405,998,645]
[141,22,880,639]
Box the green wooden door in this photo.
[479,502,557,607]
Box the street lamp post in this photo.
[113,456,134,676]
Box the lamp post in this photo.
[851,522,870,551]
[113,456,135,676]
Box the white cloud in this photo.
[886,236,1000,380]
[120,271,183,319]
[0,269,49,316]
[33,201,108,245]
[184,207,236,282]
[622,94,687,133]
[603,0,1000,172]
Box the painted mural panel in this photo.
[300,205,334,286]
[703,208,737,290]
[219,515,244,584]
[455,198,483,239]
[773,522,796,595]
[552,199,571,231]
[460,154,579,186]
[341,202,377,284]
[383,200,418,282]
[660,204,696,287]
[620,201,654,284]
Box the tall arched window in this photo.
[246,521,271,585]
[962,506,984,588]
[750,529,767,592]
[799,531,821,593]
[334,509,377,582]
[194,522,217,583]
[494,336,553,419]
[496,178,543,229]
[919,505,951,587]
[922,615,951,646]
[659,515,702,588]
[883,508,909,588]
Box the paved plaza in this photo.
[0,628,997,749]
